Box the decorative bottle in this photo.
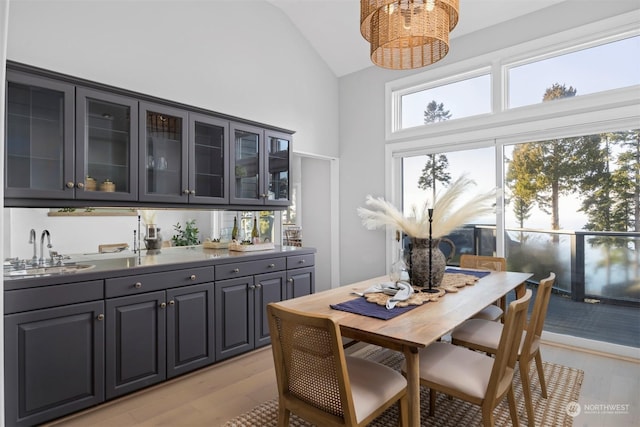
[231,217,238,241]
[390,247,407,283]
[251,217,260,244]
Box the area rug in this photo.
[223,346,584,427]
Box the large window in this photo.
[390,17,640,350]
[503,130,639,300]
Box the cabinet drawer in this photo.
[105,266,214,298]
[215,258,286,280]
[287,254,315,269]
[4,280,104,314]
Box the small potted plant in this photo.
[171,219,200,247]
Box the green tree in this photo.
[612,129,640,232]
[423,100,451,124]
[505,83,602,235]
[506,143,541,231]
[418,101,452,201]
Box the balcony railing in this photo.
[447,225,640,307]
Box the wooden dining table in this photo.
[273,269,532,427]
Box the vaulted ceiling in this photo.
[266,0,565,77]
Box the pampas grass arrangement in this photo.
[357,176,496,239]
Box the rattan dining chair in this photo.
[402,289,532,427]
[460,255,508,322]
[267,303,409,426]
[451,273,556,427]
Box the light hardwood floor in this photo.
[45,342,639,427]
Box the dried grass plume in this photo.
[357,176,495,239]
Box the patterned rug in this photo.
[223,346,584,427]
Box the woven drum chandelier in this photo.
[360,0,459,70]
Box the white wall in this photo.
[300,156,332,292]
[337,1,640,285]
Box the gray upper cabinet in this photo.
[139,102,189,203]
[4,64,292,208]
[230,122,292,206]
[76,88,138,201]
[188,113,229,204]
[264,130,292,207]
[5,70,75,199]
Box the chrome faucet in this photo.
[39,230,52,266]
[28,229,38,266]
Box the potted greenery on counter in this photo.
[171,219,200,246]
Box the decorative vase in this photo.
[409,237,455,288]
[144,225,163,250]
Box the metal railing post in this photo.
[571,232,585,302]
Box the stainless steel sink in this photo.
[4,264,96,277]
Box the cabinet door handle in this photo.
[76,182,85,189]
[66,181,75,189]
[268,263,275,268]
[261,193,267,198]
[190,274,196,280]
[249,284,255,290]
[233,268,240,273]
[183,189,190,194]
[287,278,293,283]
[134,282,142,288]
[97,314,105,321]
[190,190,196,195]
[299,259,306,264]
[160,302,167,309]
[255,283,262,288]
[169,300,175,306]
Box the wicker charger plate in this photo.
[364,273,481,307]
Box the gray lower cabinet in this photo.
[3,250,313,425]
[166,283,215,378]
[286,253,315,298]
[105,291,166,399]
[4,301,105,427]
[215,271,286,361]
[287,266,315,298]
[105,281,215,399]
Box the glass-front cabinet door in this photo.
[188,113,229,204]
[76,88,138,201]
[139,102,188,203]
[5,71,75,199]
[230,122,263,205]
[265,130,291,207]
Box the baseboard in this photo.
[541,331,640,363]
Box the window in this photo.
[399,73,491,130]
[389,17,640,350]
[402,146,496,262]
[508,35,640,109]
[502,130,639,298]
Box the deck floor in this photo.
[507,284,640,348]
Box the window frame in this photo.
[386,11,640,142]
